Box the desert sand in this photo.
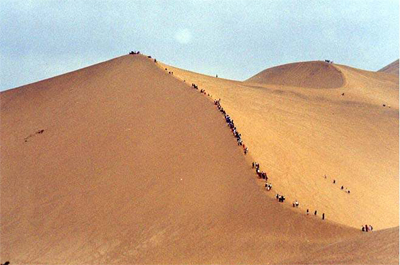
[162,60,399,230]
[1,54,398,264]
[378,59,399,75]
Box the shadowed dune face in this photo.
[245,61,345,89]
[1,55,361,264]
[161,61,399,230]
[378,59,399,76]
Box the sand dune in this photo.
[378,59,399,75]
[246,61,345,89]
[0,55,371,264]
[161,60,399,231]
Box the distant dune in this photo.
[1,55,398,264]
[246,61,345,88]
[378,59,399,75]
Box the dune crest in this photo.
[245,61,345,89]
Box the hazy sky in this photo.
[1,0,398,91]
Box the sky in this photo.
[0,0,399,91]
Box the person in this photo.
[369,225,373,231]
[362,226,365,232]
[322,213,325,220]
[314,210,317,216]
[244,147,248,155]
[306,209,309,215]
[333,180,336,184]
[341,186,344,190]
[365,224,369,232]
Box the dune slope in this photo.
[378,59,399,75]
[245,61,345,89]
[1,55,361,264]
[161,61,399,231]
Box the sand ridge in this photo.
[161,60,399,230]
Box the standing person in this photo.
[314,210,317,216]
[322,213,325,220]
[306,209,309,215]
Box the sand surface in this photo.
[1,55,398,264]
[246,61,345,88]
[162,60,399,230]
[378,59,399,75]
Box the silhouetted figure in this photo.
[333,180,336,184]
[322,213,325,220]
[306,209,309,215]
[341,186,344,190]
[314,210,317,216]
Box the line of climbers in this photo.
[325,175,351,194]
[190,79,329,222]
[139,52,368,229]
